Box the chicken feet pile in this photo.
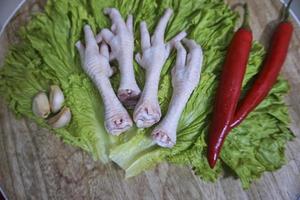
[76,8,203,148]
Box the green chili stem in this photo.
[283,0,294,21]
[241,3,251,30]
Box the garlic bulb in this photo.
[47,106,71,128]
[32,92,50,118]
[49,85,64,113]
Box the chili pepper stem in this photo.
[241,3,251,30]
[282,0,294,21]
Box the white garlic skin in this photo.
[32,92,50,118]
[47,106,71,128]
[49,85,65,113]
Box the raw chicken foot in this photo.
[76,25,132,135]
[96,8,141,108]
[152,39,203,147]
[133,8,187,128]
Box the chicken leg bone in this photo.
[152,39,203,147]
[76,25,132,135]
[133,8,187,128]
[96,8,140,109]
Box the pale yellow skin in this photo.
[133,8,187,128]
[96,8,140,109]
[152,39,203,148]
[76,25,132,136]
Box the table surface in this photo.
[0,0,300,199]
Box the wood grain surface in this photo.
[0,0,300,199]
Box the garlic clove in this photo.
[49,85,64,113]
[47,106,71,128]
[32,92,50,118]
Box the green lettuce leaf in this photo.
[0,0,294,189]
[0,0,114,163]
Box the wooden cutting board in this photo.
[0,0,299,199]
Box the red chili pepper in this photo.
[207,4,253,168]
[230,0,294,128]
